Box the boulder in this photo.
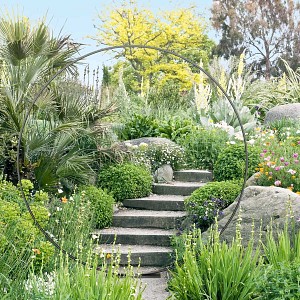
[245,173,259,187]
[154,164,173,183]
[212,186,300,246]
[264,103,300,124]
[123,137,178,148]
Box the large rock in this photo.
[154,164,173,183]
[264,103,300,124]
[213,186,300,246]
[113,137,178,152]
[124,137,178,148]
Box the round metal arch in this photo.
[16,44,249,274]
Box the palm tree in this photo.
[0,14,116,191]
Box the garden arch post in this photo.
[16,44,249,273]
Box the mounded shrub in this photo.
[185,180,241,230]
[214,143,260,181]
[80,185,114,229]
[98,163,152,201]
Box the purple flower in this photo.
[293,153,299,158]
[274,180,281,186]
[284,162,289,166]
[263,149,267,153]
[295,160,299,164]
[280,157,285,162]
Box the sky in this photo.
[0,0,214,73]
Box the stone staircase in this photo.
[92,169,212,269]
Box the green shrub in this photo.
[98,163,152,201]
[185,180,241,230]
[80,185,114,229]
[255,262,300,299]
[116,113,159,140]
[178,126,229,170]
[214,143,260,181]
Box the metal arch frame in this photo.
[16,44,249,275]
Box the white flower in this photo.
[57,188,63,194]
[56,207,62,212]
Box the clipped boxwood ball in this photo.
[98,163,152,201]
[214,143,260,181]
[80,185,114,229]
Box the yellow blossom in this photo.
[61,196,68,203]
[32,248,41,255]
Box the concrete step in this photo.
[92,227,176,246]
[113,209,187,229]
[153,181,205,196]
[174,170,213,182]
[94,244,173,266]
[123,194,186,211]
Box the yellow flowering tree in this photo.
[92,0,215,92]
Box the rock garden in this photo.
[2,2,300,299]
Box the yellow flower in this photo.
[268,176,272,180]
[287,186,293,191]
[292,175,296,180]
[258,163,263,167]
[296,192,300,195]
[106,253,112,259]
[61,196,68,203]
[259,168,264,173]
[265,172,269,176]
[32,248,41,255]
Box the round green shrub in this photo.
[214,143,261,181]
[98,163,152,201]
[185,180,241,230]
[80,185,114,229]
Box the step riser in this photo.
[174,171,213,182]
[97,234,172,247]
[113,216,185,229]
[123,199,184,211]
[117,252,172,266]
[152,185,200,196]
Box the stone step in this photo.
[113,209,187,229]
[92,227,176,246]
[123,194,186,211]
[174,169,213,182]
[94,244,173,266]
[153,181,205,196]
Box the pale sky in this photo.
[0,0,214,72]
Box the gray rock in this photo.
[212,186,300,246]
[123,137,178,148]
[245,173,259,187]
[154,164,173,183]
[264,103,300,124]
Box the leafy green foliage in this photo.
[0,180,54,284]
[178,127,229,170]
[116,113,159,140]
[214,143,261,181]
[169,228,261,299]
[185,180,241,230]
[80,185,114,229]
[98,163,152,201]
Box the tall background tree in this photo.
[92,0,215,92]
[211,0,300,79]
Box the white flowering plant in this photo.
[127,142,185,173]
